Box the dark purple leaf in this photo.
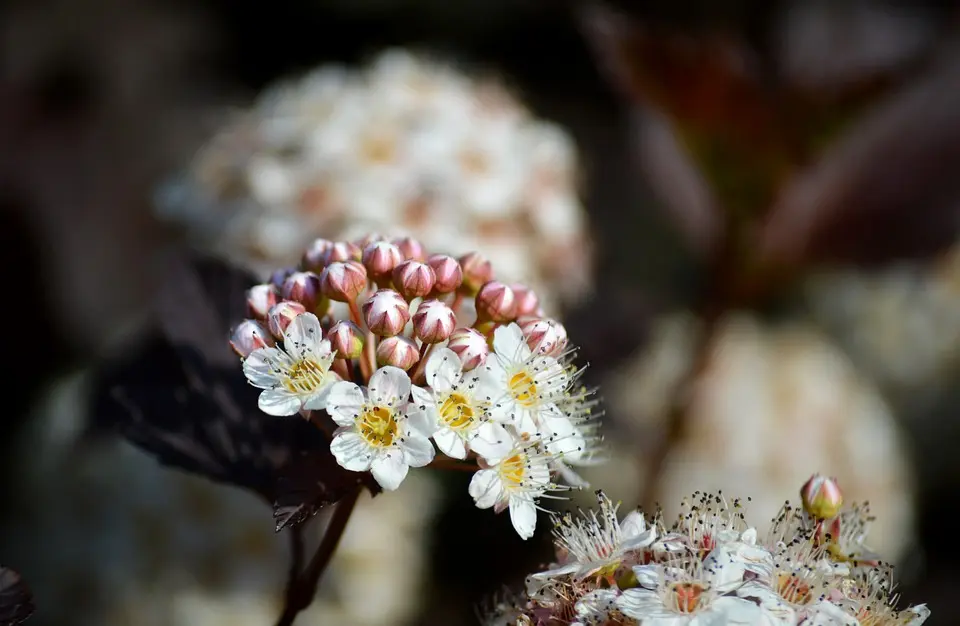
[0,567,34,626]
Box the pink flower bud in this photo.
[393,260,436,300]
[475,281,517,323]
[427,254,463,294]
[413,299,457,344]
[230,319,275,358]
[322,240,361,265]
[246,284,279,319]
[266,300,307,339]
[376,335,421,370]
[519,318,568,356]
[800,475,844,520]
[447,327,489,371]
[362,289,411,336]
[511,283,542,318]
[270,267,295,289]
[302,238,334,271]
[458,252,493,295]
[320,261,368,302]
[393,236,426,261]
[281,271,325,313]
[328,320,365,359]
[362,241,403,286]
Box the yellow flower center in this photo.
[508,370,538,407]
[776,573,813,605]
[669,582,704,614]
[283,359,328,394]
[438,392,476,430]
[498,453,528,488]
[358,405,398,447]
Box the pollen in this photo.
[439,392,476,430]
[498,453,529,488]
[358,405,399,447]
[282,358,328,394]
[508,370,539,407]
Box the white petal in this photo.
[740,527,758,544]
[425,347,462,393]
[369,366,411,407]
[467,421,513,462]
[615,588,663,620]
[508,496,538,540]
[492,322,530,362]
[514,407,539,435]
[631,565,661,589]
[302,380,336,411]
[469,469,504,509]
[434,428,467,459]
[710,597,771,624]
[325,382,365,426]
[370,451,409,490]
[283,312,322,356]
[408,386,439,436]
[330,431,373,471]
[620,511,647,538]
[258,388,302,416]
[803,602,859,626]
[400,432,435,467]
[242,348,285,388]
[735,582,795,625]
[543,412,585,461]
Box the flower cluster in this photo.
[231,234,602,538]
[487,476,928,625]
[159,49,591,311]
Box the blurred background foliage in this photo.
[2,0,960,624]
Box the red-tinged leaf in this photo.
[758,53,960,267]
[0,567,33,626]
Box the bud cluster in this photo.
[485,477,929,625]
[230,233,600,539]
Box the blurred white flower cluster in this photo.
[233,233,604,539]
[605,313,915,562]
[487,481,929,625]
[0,373,439,626]
[157,49,592,311]
[806,245,960,400]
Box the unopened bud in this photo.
[393,236,426,261]
[322,240,361,265]
[362,241,403,286]
[376,335,420,370]
[282,271,326,314]
[801,475,844,520]
[413,299,457,344]
[447,327,489,371]
[362,289,411,336]
[270,267,295,289]
[246,284,279,319]
[511,284,542,318]
[458,252,493,295]
[475,281,517,323]
[427,254,463,294]
[393,260,436,300]
[320,261,368,302]
[230,319,275,357]
[519,318,568,356]
[302,238,334,271]
[266,301,307,339]
[355,232,386,250]
[328,320,365,359]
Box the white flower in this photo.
[242,312,338,416]
[616,560,772,625]
[326,366,435,490]
[409,348,513,461]
[468,441,560,540]
[800,601,859,626]
[529,491,656,586]
[477,324,577,449]
[571,588,620,626]
[702,527,774,591]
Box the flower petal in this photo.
[492,322,530,362]
[326,382,365,426]
[400,432,435,467]
[508,496,538,540]
[258,388,302,416]
[407,386,439,436]
[242,347,286,388]
[467,421,513,462]
[369,365,412,407]
[469,469,504,509]
[283,312,322,356]
[302,379,336,411]
[370,451,409,491]
[615,588,663,620]
[330,430,373,471]
[425,347,462,393]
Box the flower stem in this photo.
[274,486,363,626]
[347,298,374,382]
[410,342,434,384]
